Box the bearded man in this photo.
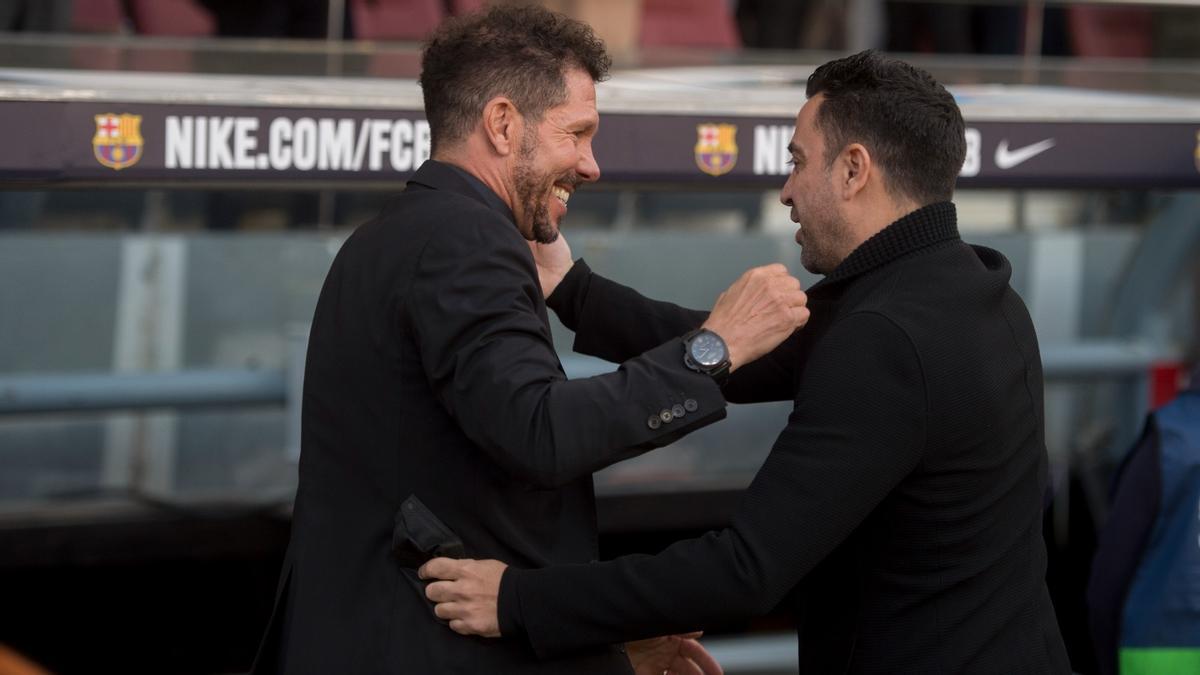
[251,5,809,674]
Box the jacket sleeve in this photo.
[547,259,797,404]
[496,311,928,655]
[407,219,727,489]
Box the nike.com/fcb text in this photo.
[750,125,1051,178]
[164,116,431,172]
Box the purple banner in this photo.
[1,101,1198,188]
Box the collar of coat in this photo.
[822,201,960,285]
[407,159,518,226]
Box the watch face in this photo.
[690,332,726,367]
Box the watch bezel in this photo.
[682,328,731,383]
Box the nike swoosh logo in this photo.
[994,138,1056,170]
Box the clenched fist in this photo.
[703,264,809,372]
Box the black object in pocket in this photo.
[392,494,466,568]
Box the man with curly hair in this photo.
[252,5,808,674]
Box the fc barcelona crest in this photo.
[695,123,737,176]
[93,113,144,170]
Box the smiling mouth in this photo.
[552,186,571,206]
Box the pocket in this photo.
[392,494,466,569]
[398,566,445,623]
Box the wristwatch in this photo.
[682,328,731,384]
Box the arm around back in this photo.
[498,312,928,653]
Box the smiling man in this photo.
[250,5,810,675]
[421,51,1071,674]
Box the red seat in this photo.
[71,0,125,33]
[128,0,215,37]
[1067,7,1152,58]
[351,0,445,41]
[448,0,484,16]
[640,0,740,49]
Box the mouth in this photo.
[552,185,571,207]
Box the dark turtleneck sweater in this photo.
[499,202,1070,674]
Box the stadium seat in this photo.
[71,0,125,33]
[351,0,444,41]
[448,0,484,16]
[127,0,215,36]
[1067,7,1152,58]
[640,0,740,49]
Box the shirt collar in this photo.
[406,159,517,226]
[823,201,960,284]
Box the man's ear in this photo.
[482,96,521,157]
[839,143,872,200]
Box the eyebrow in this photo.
[574,115,599,134]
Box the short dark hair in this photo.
[419,5,611,153]
[806,50,965,205]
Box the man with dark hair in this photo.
[252,5,808,674]
[423,50,1072,673]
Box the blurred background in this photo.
[0,1,1197,673]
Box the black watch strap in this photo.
[706,360,731,386]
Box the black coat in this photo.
[253,160,727,674]
[499,203,1072,674]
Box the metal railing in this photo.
[0,340,1176,416]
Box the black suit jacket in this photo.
[254,160,727,674]
[500,203,1071,674]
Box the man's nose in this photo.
[577,142,600,183]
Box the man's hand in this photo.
[528,234,574,298]
[703,264,809,372]
[628,633,724,675]
[419,557,507,637]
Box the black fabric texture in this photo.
[502,202,1071,674]
[253,159,728,674]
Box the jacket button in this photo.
[683,398,698,412]
[671,404,686,418]
[659,409,674,424]
[647,415,662,430]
